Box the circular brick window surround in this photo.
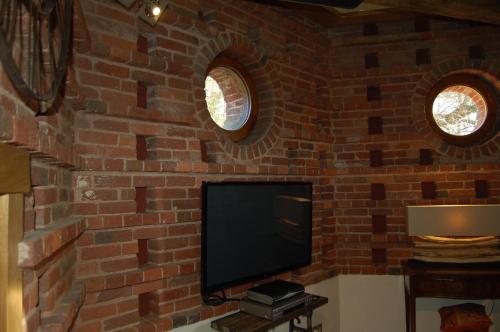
[411,59,500,160]
[194,33,284,161]
[205,55,257,141]
[427,74,497,146]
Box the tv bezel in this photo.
[201,181,313,295]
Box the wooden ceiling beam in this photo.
[363,0,500,25]
[251,0,342,27]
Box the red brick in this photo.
[99,201,136,214]
[103,312,138,330]
[33,187,58,205]
[166,176,195,187]
[133,226,167,239]
[133,176,166,187]
[78,130,119,145]
[168,224,197,236]
[80,303,117,320]
[94,61,130,78]
[132,279,164,295]
[94,176,131,188]
[174,247,200,261]
[93,119,130,133]
[81,244,121,260]
[136,187,147,213]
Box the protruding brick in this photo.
[369,150,383,167]
[416,48,431,65]
[138,239,148,266]
[139,292,153,316]
[363,23,378,36]
[372,248,387,264]
[372,215,387,234]
[137,35,149,54]
[421,181,436,199]
[371,184,385,200]
[137,82,148,108]
[367,86,381,101]
[136,135,148,161]
[475,180,489,198]
[368,117,383,135]
[364,53,379,69]
[136,187,147,213]
[419,149,433,165]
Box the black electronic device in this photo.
[247,280,305,305]
[201,182,313,295]
[240,293,314,320]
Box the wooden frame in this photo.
[0,194,25,332]
[425,74,498,146]
[0,144,30,193]
[206,54,259,142]
[0,143,30,332]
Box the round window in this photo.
[432,86,487,136]
[426,74,497,146]
[205,55,258,141]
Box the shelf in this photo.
[211,294,327,332]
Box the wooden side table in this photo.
[403,259,500,332]
[211,295,328,332]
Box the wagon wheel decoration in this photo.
[0,0,73,114]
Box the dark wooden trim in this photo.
[403,260,500,332]
[365,0,500,26]
[425,73,498,147]
[206,54,259,142]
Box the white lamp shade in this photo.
[406,205,500,236]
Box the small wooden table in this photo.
[211,295,328,332]
[403,259,500,332]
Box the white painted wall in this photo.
[336,275,406,332]
[172,275,499,332]
[171,277,339,332]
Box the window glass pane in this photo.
[432,85,487,136]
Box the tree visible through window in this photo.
[205,66,251,132]
[432,86,487,136]
[205,76,227,128]
[204,55,258,142]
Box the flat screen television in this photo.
[201,181,313,294]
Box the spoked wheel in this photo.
[0,0,72,114]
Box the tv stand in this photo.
[211,295,327,332]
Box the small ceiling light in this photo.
[138,0,167,26]
[151,4,161,16]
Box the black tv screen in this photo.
[201,181,312,294]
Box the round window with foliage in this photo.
[426,74,497,146]
[205,55,258,141]
[432,86,486,136]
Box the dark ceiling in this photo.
[249,0,500,27]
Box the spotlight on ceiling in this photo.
[138,0,167,26]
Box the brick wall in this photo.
[0,8,83,328]
[0,1,499,331]
[329,18,500,274]
[71,0,333,330]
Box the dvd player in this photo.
[247,280,305,305]
[240,293,314,320]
